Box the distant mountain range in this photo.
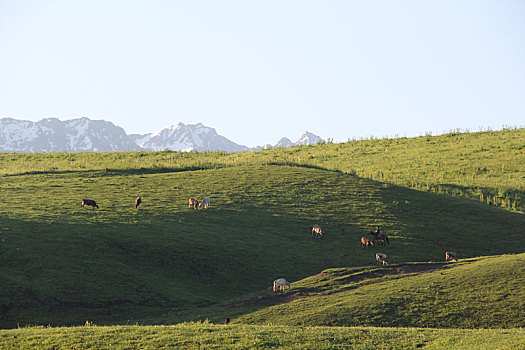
[0,117,323,153]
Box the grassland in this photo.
[1,323,524,350]
[0,129,523,347]
[1,128,523,211]
[1,164,524,329]
[231,254,525,329]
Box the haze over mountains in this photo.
[0,117,323,153]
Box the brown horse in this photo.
[81,199,99,209]
[188,198,198,209]
[361,236,374,247]
[312,224,323,238]
[373,234,389,246]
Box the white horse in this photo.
[376,253,388,265]
[273,278,291,292]
[199,196,211,208]
[445,251,458,262]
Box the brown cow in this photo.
[445,251,458,262]
[361,236,374,247]
[188,198,198,209]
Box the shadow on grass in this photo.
[167,261,455,324]
[4,166,219,177]
[431,183,525,213]
[120,162,345,176]
[4,161,350,178]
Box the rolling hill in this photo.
[231,253,525,329]
[0,164,524,328]
[1,128,523,212]
[0,129,523,350]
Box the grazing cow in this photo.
[188,198,198,209]
[361,237,374,247]
[273,278,291,293]
[199,196,211,208]
[373,234,389,246]
[376,253,388,265]
[135,196,142,209]
[445,251,458,262]
[312,224,323,237]
[81,199,99,209]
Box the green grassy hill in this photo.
[2,128,523,211]
[1,164,524,328]
[230,253,525,329]
[1,323,524,350]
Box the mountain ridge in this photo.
[0,117,323,153]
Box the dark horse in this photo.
[369,231,389,246]
[81,199,99,210]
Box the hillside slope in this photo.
[231,253,525,328]
[1,128,523,212]
[0,165,524,327]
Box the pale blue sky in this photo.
[1,1,524,146]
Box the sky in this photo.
[1,1,524,147]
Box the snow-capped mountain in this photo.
[296,131,323,146]
[131,122,250,152]
[275,137,294,148]
[0,117,140,152]
[0,117,323,153]
[253,132,324,150]
[272,132,324,148]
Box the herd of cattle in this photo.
[80,197,457,295]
